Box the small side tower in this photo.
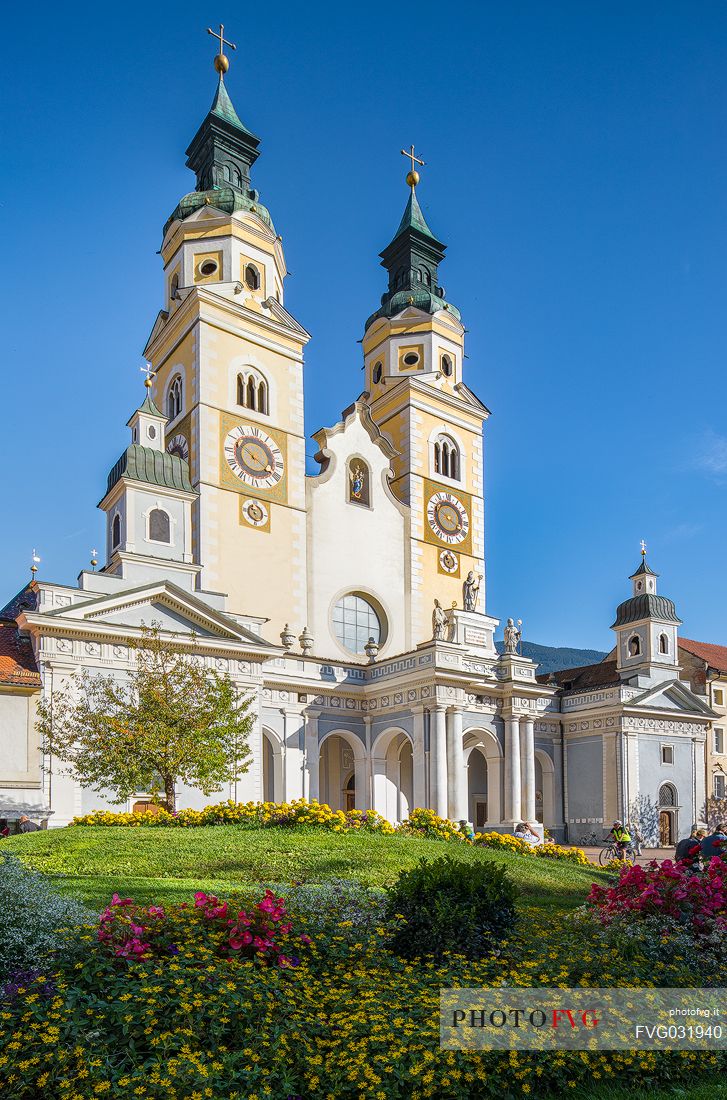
[98,380,199,590]
[611,546,682,686]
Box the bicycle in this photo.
[599,842,636,866]
[578,831,601,847]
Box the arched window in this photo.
[628,635,641,657]
[433,433,460,481]
[112,513,121,548]
[237,371,269,414]
[170,272,179,301]
[167,375,183,421]
[659,633,669,654]
[440,354,453,377]
[148,508,171,544]
[659,783,677,807]
[244,264,261,291]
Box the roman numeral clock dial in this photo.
[224,425,284,489]
[427,491,469,544]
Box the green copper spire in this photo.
[185,73,260,194]
[164,34,275,238]
[393,188,437,240]
[365,171,459,331]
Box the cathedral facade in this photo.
[0,59,712,842]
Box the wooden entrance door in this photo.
[659,811,673,846]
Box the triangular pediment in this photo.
[43,582,269,647]
[627,678,715,718]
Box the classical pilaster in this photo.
[504,714,522,822]
[362,715,373,811]
[431,705,448,818]
[303,710,320,801]
[520,716,536,822]
[411,706,426,810]
[447,706,467,821]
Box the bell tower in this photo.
[143,31,310,637]
[364,151,490,644]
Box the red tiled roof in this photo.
[536,659,620,692]
[0,620,41,687]
[679,637,727,674]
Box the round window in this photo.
[403,352,419,367]
[372,361,383,384]
[332,593,386,655]
[199,259,218,277]
[245,264,261,291]
[441,354,453,377]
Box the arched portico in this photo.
[261,726,284,803]
[534,750,555,828]
[318,730,367,812]
[371,727,414,823]
[464,728,503,827]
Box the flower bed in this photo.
[476,830,594,865]
[588,855,727,931]
[1,888,724,1099]
[71,799,395,834]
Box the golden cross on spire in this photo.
[140,362,156,390]
[640,538,647,558]
[401,144,425,189]
[207,23,236,74]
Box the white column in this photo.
[304,711,320,801]
[520,717,536,822]
[412,706,426,810]
[447,707,467,821]
[431,706,448,818]
[504,714,522,822]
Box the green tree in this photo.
[37,625,254,812]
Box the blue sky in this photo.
[2,1,727,651]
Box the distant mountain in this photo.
[495,640,607,675]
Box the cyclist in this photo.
[608,820,632,860]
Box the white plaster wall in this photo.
[307,412,408,660]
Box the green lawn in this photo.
[4,824,607,911]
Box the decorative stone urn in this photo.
[364,636,379,663]
[280,624,296,651]
[299,626,314,656]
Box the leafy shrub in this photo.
[0,854,93,979]
[587,855,727,932]
[384,855,518,960]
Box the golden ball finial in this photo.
[406,169,420,189]
[214,53,229,74]
[144,377,153,389]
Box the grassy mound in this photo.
[3,824,606,911]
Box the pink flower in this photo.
[110,893,133,907]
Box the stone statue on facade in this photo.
[503,617,522,654]
[463,571,482,612]
[432,599,447,640]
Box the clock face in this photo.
[427,491,470,545]
[439,549,459,574]
[241,498,269,528]
[224,425,284,488]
